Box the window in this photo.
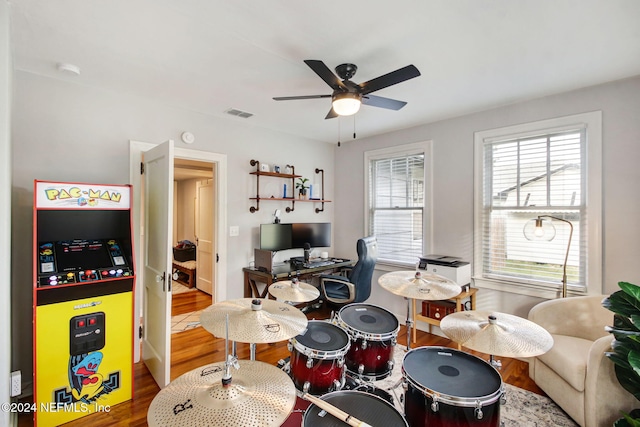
[365,142,432,265]
[474,112,602,297]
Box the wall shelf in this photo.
[249,160,330,213]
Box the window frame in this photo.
[473,112,602,298]
[364,141,433,270]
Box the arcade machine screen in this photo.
[38,239,132,287]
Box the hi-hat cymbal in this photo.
[440,310,553,357]
[269,279,320,303]
[147,360,296,427]
[200,298,308,343]
[378,270,461,300]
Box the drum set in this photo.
[147,273,553,427]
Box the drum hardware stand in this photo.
[222,314,240,386]
[404,297,413,350]
[489,355,502,370]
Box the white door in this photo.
[142,140,174,388]
[195,177,215,296]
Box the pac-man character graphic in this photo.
[70,352,106,403]
[88,198,98,206]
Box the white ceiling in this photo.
[9,0,640,144]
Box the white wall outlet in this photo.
[229,226,239,237]
[11,370,21,397]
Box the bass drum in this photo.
[289,320,350,395]
[302,390,408,427]
[402,346,503,427]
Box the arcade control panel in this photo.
[37,239,133,287]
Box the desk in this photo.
[411,288,478,347]
[243,259,354,298]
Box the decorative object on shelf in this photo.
[273,165,281,173]
[602,281,640,425]
[260,163,270,172]
[285,165,293,175]
[523,215,574,298]
[296,178,310,200]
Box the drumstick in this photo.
[302,393,373,427]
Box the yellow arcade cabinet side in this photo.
[33,181,135,426]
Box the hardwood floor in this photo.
[171,288,212,317]
[19,304,545,426]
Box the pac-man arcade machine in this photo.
[33,181,135,426]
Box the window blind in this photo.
[481,129,585,290]
[369,154,424,264]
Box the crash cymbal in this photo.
[147,360,296,427]
[378,270,461,300]
[268,278,320,303]
[440,310,553,357]
[200,298,308,343]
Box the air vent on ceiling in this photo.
[224,108,254,119]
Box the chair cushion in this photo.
[324,282,350,300]
[537,334,593,391]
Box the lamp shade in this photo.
[332,92,361,116]
[523,217,556,241]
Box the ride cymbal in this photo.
[268,279,320,303]
[147,360,296,427]
[440,310,553,357]
[200,298,308,343]
[378,270,461,300]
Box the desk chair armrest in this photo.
[320,275,356,305]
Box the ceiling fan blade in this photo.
[304,60,348,91]
[362,94,407,110]
[358,64,421,95]
[325,107,338,119]
[273,94,331,101]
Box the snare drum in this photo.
[335,303,399,380]
[402,347,503,427]
[302,390,408,427]
[289,320,350,395]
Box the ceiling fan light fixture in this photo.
[332,92,361,116]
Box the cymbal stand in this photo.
[489,354,502,370]
[404,297,413,350]
[222,314,239,386]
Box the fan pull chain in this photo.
[337,117,341,147]
[353,115,356,139]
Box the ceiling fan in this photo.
[273,60,421,119]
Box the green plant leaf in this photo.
[630,351,640,377]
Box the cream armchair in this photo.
[528,295,637,427]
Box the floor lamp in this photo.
[523,215,574,298]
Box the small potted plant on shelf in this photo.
[296,178,309,200]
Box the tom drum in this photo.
[289,320,350,395]
[335,303,399,380]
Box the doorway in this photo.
[171,159,215,333]
[129,140,228,376]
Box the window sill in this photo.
[473,276,587,299]
[374,261,418,272]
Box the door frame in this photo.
[129,140,228,363]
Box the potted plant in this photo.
[296,178,309,200]
[602,281,640,426]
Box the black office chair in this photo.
[320,236,378,307]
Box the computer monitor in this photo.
[259,223,293,251]
[292,222,331,248]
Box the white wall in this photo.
[11,71,335,392]
[1,1,12,425]
[334,76,640,327]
